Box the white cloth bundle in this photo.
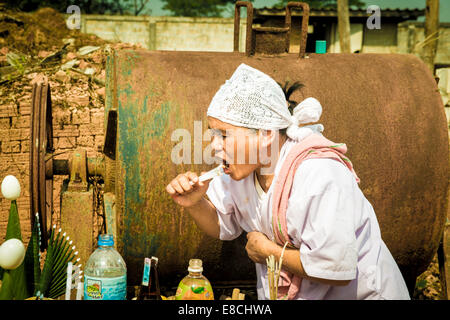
[207,63,324,141]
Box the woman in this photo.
[166,63,410,300]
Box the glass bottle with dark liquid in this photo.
[137,256,161,300]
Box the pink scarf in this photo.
[271,134,360,300]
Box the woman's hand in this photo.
[245,231,277,264]
[166,171,210,208]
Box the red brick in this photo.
[0,117,10,129]
[0,104,18,117]
[55,136,76,149]
[53,108,71,126]
[21,139,29,152]
[1,140,21,153]
[67,94,90,108]
[17,94,31,104]
[94,135,104,149]
[77,135,95,147]
[72,107,91,124]
[91,110,104,125]
[0,128,30,141]
[79,123,103,136]
[53,124,79,138]
[19,103,31,116]
[12,115,30,129]
[0,153,29,165]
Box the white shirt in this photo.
[206,138,410,300]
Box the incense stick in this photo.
[266,242,289,300]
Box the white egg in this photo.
[1,175,21,200]
[0,238,26,270]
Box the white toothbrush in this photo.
[189,165,224,185]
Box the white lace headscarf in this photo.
[207,63,324,142]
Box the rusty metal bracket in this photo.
[234,1,254,56]
[233,1,309,57]
[67,148,89,192]
[285,2,310,58]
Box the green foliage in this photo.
[416,278,428,290]
[6,53,28,77]
[161,0,254,17]
[0,272,14,300]
[275,0,365,9]
[24,213,41,296]
[5,200,22,240]
[0,202,79,299]
[33,225,79,299]
[0,200,29,300]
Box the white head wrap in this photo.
[207,64,324,142]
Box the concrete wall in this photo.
[361,23,399,54]
[398,22,450,66]
[80,14,450,64]
[328,23,364,53]
[81,15,248,52]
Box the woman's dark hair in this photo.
[278,80,304,114]
[277,80,304,135]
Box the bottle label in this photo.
[142,258,151,286]
[175,279,214,300]
[84,275,127,300]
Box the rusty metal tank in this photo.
[95,2,449,292]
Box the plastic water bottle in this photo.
[84,234,127,300]
[175,259,214,300]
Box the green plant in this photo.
[0,200,28,300]
[0,200,80,299]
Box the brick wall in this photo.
[0,83,105,244]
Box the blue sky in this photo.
[145,0,449,22]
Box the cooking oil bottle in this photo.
[175,259,214,300]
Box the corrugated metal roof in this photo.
[255,6,424,19]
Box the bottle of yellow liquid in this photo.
[175,259,214,300]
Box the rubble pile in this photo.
[0,6,142,111]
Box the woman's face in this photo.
[207,116,277,180]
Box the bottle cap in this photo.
[98,234,114,246]
[188,259,203,272]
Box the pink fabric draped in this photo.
[271,134,360,300]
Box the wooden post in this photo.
[423,0,440,73]
[337,0,351,53]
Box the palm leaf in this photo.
[37,227,79,299]
[47,250,78,298]
[24,213,42,296]
[47,244,78,298]
[0,200,29,300]
[0,270,14,300]
[37,227,56,296]
[5,200,21,240]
